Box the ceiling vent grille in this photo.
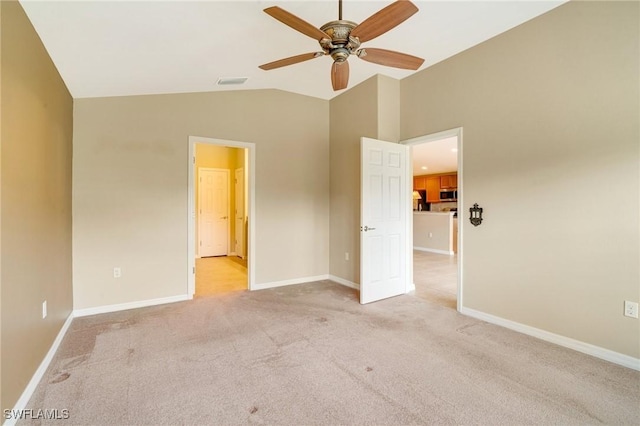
[216,77,248,86]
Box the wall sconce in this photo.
[469,203,483,226]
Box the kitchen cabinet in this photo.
[413,176,426,190]
[440,174,458,189]
[426,177,440,202]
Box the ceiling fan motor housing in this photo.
[331,48,350,62]
[319,20,361,60]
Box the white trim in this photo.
[329,274,360,290]
[402,127,463,312]
[407,282,416,293]
[228,251,237,256]
[188,136,256,296]
[252,275,329,291]
[461,306,640,371]
[73,294,190,318]
[4,314,74,426]
[413,246,454,256]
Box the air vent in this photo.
[216,77,248,86]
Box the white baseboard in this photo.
[460,306,640,371]
[4,313,74,426]
[414,246,454,256]
[329,275,360,290]
[407,282,416,293]
[252,275,330,291]
[228,251,237,256]
[73,294,191,318]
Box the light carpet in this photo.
[22,281,640,425]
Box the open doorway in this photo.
[403,128,463,311]
[187,136,255,298]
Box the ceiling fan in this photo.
[259,0,425,91]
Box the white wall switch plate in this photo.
[624,301,638,318]
[42,301,47,319]
[345,252,350,261]
[113,267,122,278]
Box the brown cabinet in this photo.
[413,176,426,190]
[440,174,458,189]
[414,172,458,201]
[426,177,440,202]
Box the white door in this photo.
[360,137,409,304]
[199,169,229,257]
[234,168,244,258]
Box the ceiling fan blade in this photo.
[350,0,418,43]
[259,52,324,71]
[357,48,424,70]
[331,61,349,91]
[264,6,329,41]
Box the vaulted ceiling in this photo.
[20,0,566,100]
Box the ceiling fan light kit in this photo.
[259,0,425,91]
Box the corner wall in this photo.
[329,75,401,285]
[401,1,639,358]
[1,0,73,411]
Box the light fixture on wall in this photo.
[469,203,483,226]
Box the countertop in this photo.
[413,211,456,215]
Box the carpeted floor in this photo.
[412,250,457,309]
[22,281,639,425]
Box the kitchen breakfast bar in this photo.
[413,211,458,255]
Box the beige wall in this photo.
[73,90,329,309]
[1,0,73,411]
[329,77,378,285]
[194,144,244,255]
[401,1,639,357]
[329,75,402,285]
[413,213,453,253]
[377,75,400,143]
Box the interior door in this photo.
[234,168,244,258]
[199,168,229,257]
[360,137,409,304]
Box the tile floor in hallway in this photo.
[196,255,247,297]
[412,250,458,309]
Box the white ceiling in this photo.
[20,0,566,101]
[412,136,458,175]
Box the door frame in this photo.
[234,167,245,259]
[197,167,230,258]
[401,127,464,312]
[188,136,256,296]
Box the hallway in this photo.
[196,256,247,297]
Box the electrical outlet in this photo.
[345,252,350,261]
[42,301,47,319]
[113,267,122,278]
[624,301,639,318]
[429,232,433,238]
